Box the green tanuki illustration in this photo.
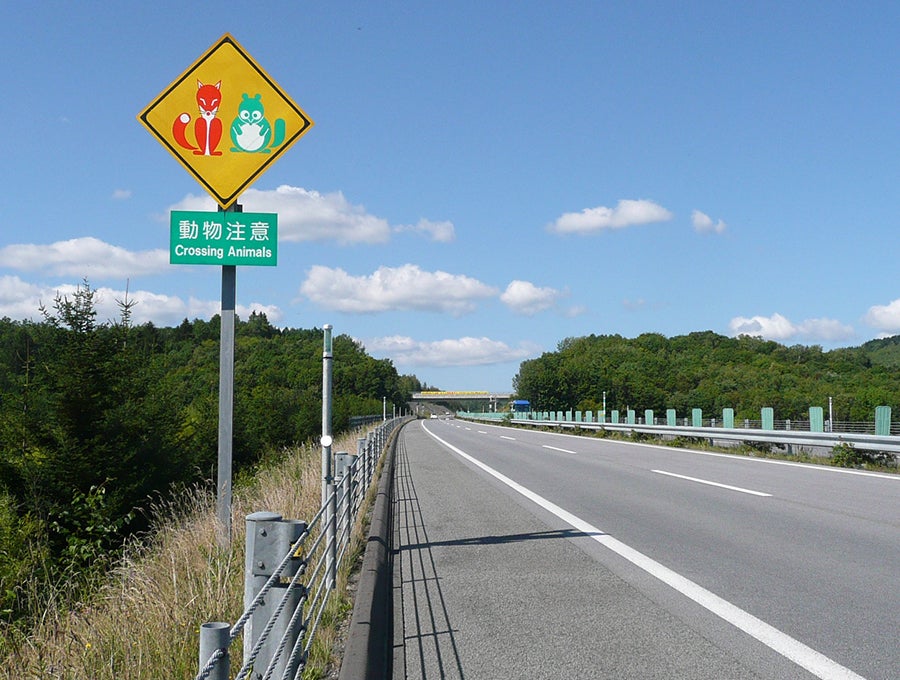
[230,93,285,153]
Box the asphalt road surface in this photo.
[391,418,899,679]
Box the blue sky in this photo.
[1,2,897,392]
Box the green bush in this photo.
[830,443,896,468]
[49,484,132,583]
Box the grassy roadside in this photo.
[0,429,379,679]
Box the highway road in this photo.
[390,418,899,679]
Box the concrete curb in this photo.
[338,422,403,680]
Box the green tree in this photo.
[512,331,900,423]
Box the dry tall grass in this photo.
[0,430,375,679]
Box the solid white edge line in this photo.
[652,469,773,497]
[422,421,865,680]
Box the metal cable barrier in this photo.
[195,416,407,680]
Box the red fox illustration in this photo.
[172,81,223,156]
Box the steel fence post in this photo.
[344,458,354,543]
[343,471,350,549]
[366,433,374,486]
[199,622,230,680]
[371,433,377,485]
[334,452,356,551]
[356,436,366,503]
[338,470,349,551]
[334,472,348,552]
[327,480,337,589]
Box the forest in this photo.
[0,282,421,626]
[513,331,900,423]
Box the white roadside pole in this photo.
[321,325,336,588]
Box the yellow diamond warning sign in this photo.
[138,34,313,208]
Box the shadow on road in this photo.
[399,527,604,551]
[393,436,466,679]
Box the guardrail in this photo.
[459,408,900,455]
[194,416,408,680]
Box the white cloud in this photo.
[0,237,169,278]
[0,275,280,326]
[107,290,219,325]
[363,335,540,367]
[548,199,673,234]
[500,280,561,315]
[394,218,456,243]
[170,186,457,244]
[168,194,216,212]
[111,291,281,326]
[796,318,856,342]
[692,209,727,234]
[0,276,47,320]
[729,312,855,343]
[864,298,900,333]
[171,185,458,245]
[299,264,497,315]
[730,313,800,340]
[112,189,132,200]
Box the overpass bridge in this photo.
[411,391,512,401]
[410,391,512,411]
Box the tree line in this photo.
[513,331,900,423]
[0,282,421,627]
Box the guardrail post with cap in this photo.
[356,436,367,503]
[244,512,307,679]
[364,432,373,487]
[335,452,357,550]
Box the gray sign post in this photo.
[216,202,240,546]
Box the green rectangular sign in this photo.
[170,210,278,266]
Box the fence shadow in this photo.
[399,527,604,552]
[393,437,466,679]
